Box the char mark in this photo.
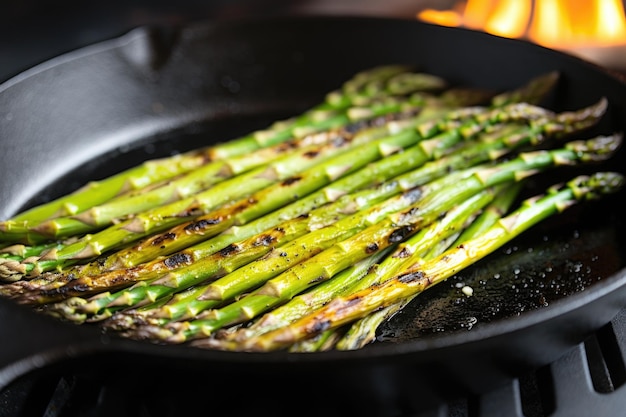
[164,253,193,269]
[254,234,277,247]
[184,218,221,233]
[394,247,412,258]
[151,232,176,246]
[282,176,302,186]
[309,320,331,334]
[388,226,413,244]
[331,135,349,147]
[398,270,425,283]
[308,275,326,285]
[218,244,240,257]
[366,242,380,254]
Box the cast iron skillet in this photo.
[1,15,625,416]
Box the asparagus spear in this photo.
[10,126,417,277]
[285,189,501,353]
[11,99,605,302]
[0,102,501,280]
[334,182,523,350]
[0,242,67,283]
[106,93,605,275]
[109,175,507,329]
[323,65,430,107]
[266,154,527,352]
[5,149,214,224]
[121,134,621,344]
[0,107,420,245]
[42,151,506,322]
[9,104,609,312]
[0,69,558,234]
[206,186,502,349]
[0,71,563,279]
[46,165,480,323]
[237,171,625,352]
[1,98,426,244]
[4,65,419,225]
[0,73,553,282]
[0,242,64,259]
[15,133,493,304]
[0,121,491,296]
[87,104,534,270]
[490,71,559,107]
[106,245,396,333]
[48,179,406,324]
[12,115,427,263]
[30,102,555,300]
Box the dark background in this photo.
[0,0,451,83]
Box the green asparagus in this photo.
[0,66,621,357]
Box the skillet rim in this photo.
[0,13,625,368]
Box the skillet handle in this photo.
[0,298,105,392]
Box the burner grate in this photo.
[2,310,626,417]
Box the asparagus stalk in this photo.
[323,65,429,108]
[0,242,63,259]
[4,65,418,225]
[286,205,485,352]
[47,180,404,324]
[334,182,523,350]
[5,149,214,224]
[13,124,420,278]
[15,134,490,304]
[122,134,621,344]
[1,120,489,296]
[0,69,558,234]
[0,106,418,245]
[1,98,424,244]
[107,246,396,333]
[88,104,536,271]
[0,102,501,281]
[237,171,625,352]
[13,116,426,266]
[0,71,564,280]
[31,102,557,303]
[206,186,501,349]
[490,71,559,107]
[87,120,439,268]
[42,155,502,323]
[0,242,67,283]
[46,167,478,323]
[270,182,527,352]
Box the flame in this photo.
[483,0,532,38]
[529,0,626,47]
[418,8,463,26]
[417,0,626,49]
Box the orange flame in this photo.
[417,0,626,49]
[483,0,532,38]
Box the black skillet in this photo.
[1,15,625,416]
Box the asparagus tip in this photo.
[0,259,27,282]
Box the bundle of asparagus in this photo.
[0,65,623,353]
